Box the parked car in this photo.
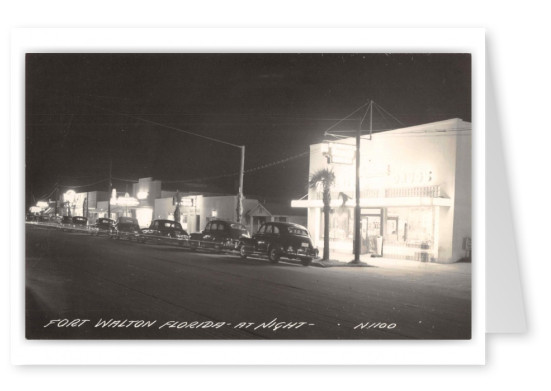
[142,219,189,246]
[239,222,318,266]
[71,216,88,230]
[111,217,145,243]
[90,217,115,236]
[190,219,250,251]
[59,215,73,231]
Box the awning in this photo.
[291,196,452,208]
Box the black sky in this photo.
[25,53,471,206]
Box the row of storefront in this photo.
[47,177,306,235]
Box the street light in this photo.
[115,112,246,222]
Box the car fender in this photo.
[239,237,255,247]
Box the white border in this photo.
[10,28,485,365]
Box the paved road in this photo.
[25,224,471,340]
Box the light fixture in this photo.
[137,191,149,200]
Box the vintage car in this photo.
[238,222,318,266]
[189,219,250,252]
[110,217,145,242]
[71,216,88,230]
[90,217,116,236]
[141,219,189,246]
[58,215,74,231]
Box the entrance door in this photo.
[361,214,382,254]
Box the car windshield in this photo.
[286,227,309,236]
[118,217,137,224]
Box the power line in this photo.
[156,151,310,185]
[79,100,243,148]
[58,178,109,189]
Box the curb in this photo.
[312,259,373,268]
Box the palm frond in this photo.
[308,168,336,189]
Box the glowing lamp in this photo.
[137,191,149,200]
[36,201,49,209]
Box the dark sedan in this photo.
[111,217,145,243]
[239,222,318,266]
[68,216,88,232]
[142,219,189,246]
[90,217,115,236]
[190,220,250,252]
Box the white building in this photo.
[292,118,472,263]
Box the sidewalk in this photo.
[312,250,471,273]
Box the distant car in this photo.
[111,217,145,243]
[90,217,115,236]
[238,222,318,266]
[142,219,189,246]
[59,216,73,231]
[50,216,62,225]
[190,220,250,251]
[71,216,88,230]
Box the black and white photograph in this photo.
[25,52,472,340]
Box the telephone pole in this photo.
[107,157,112,219]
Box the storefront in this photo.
[292,118,471,263]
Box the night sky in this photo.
[25,53,471,207]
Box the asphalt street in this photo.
[25,224,471,340]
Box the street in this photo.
[25,224,471,340]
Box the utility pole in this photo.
[54,185,58,216]
[352,100,372,264]
[107,157,112,219]
[237,145,245,223]
[352,115,362,263]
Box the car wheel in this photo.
[239,244,248,259]
[300,257,312,266]
[268,247,280,263]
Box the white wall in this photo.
[306,119,471,263]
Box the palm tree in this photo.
[308,168,336,261]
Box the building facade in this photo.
[292,118,472,263]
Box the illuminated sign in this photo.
[322,142,356,165]
[116,193,139,207]
[179,198,193,207]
